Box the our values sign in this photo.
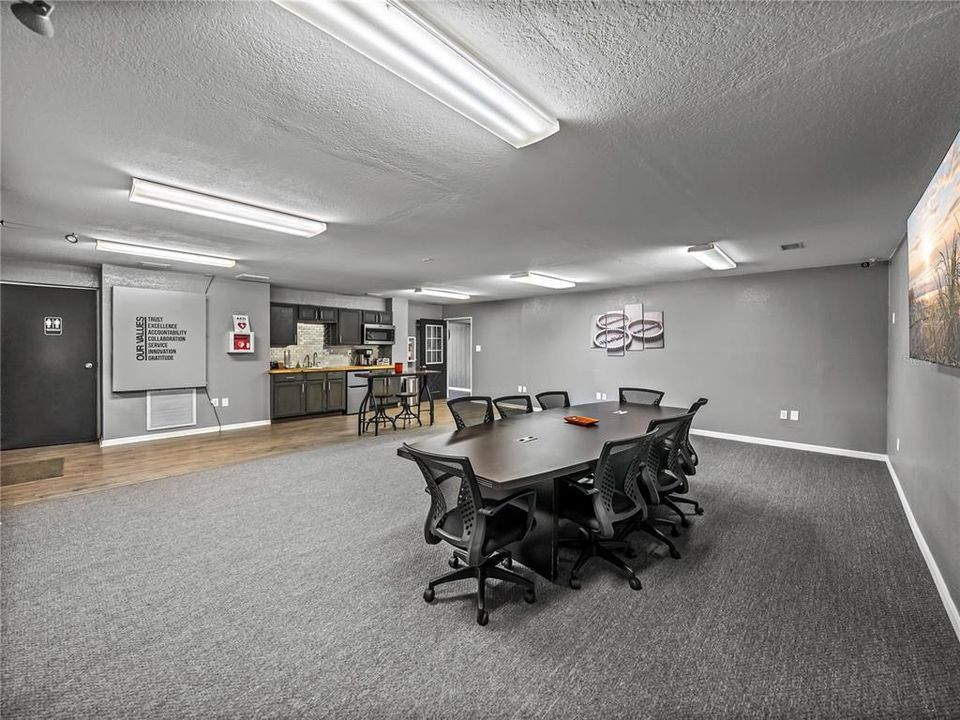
[112,287,206,392]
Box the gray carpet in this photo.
[2,432,959,719]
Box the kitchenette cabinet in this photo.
[271,371,346,420]
[336,309,362,346]
[270,304,298,347]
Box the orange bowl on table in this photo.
[564,415,599,427]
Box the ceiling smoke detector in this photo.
[64,232,79,244]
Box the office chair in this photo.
[404,444,537,626]
[447,396,495,430]
[557,431,657,590]
[644,412,698,527]
[665,399,709,516]
[535,390,570,410]
[493,394,534,419]
[618,387,665,406]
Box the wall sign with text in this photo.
[112,286,207,391]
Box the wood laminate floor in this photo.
[0,408,454,507]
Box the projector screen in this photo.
[908,128,960,369]
[112,286,207,391]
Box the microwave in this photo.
[362,323,395,345]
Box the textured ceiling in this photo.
[3,1,960,302]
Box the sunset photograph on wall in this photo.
[908,127,960,368]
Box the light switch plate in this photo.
[521,386,527,393]
[221,398,229,407]
[475,345,481,352]
[780,410,788,420]
[601,393,608,400]
[210,397,219,407]
[596,392,602,400]
[790,410,799,421]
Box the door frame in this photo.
[445,316,473,398]
[0,280,102,442]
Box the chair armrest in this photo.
[478,489,536,516]
[556,476,600,497]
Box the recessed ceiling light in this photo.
[235,273,271,282]
[509,271,575,289]
[687,243,736,270]
[95,239,237,268]
[421,257,434,263]
[414,287,471,300]
[273,0,559,148]
[64,232,79,244]
[129,178,327,237]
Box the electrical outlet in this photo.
[601,393,607,400]
[790,410,799,421]
[475,345,481,352]
[896,437,900,452]
[596,392,602,400]
[221,397,229,407]
[210,397,219,407]
[780,410,788,420]
[521,386,527,393]
[517,385,523,392]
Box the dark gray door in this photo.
[1,284,98,449]
[416,319,447,399]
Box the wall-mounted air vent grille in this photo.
[780,242,804,251]
[147,389,197,431]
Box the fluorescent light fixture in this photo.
[96,239,237,268]
[414,287,471,300]
[509,271,575,289]
[273,0,559,148]
[235,273,271,282]
[129,178,326,237]
[688,243,736,270]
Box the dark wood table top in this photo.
[398,401,687,489]
[355,369,440,379]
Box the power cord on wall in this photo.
[202,275,223,432]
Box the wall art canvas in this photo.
[590,304,664,352]
[908,127,960,368]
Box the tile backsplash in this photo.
[269,323,386,368]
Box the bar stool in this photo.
[365,375,400,434]
[395,376,422,428]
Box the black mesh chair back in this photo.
[681,398,709,470]
[643,412,696,497]
[493,394,534,419]
[447,396,495,430]
[589,431,658,537]
[619,387,665,406]
[535,391,570,410]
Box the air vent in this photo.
[147,389,197,431]
[235,273,270,282]
[779,242,804,251]
[139,261,172,269]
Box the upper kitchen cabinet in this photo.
[317,307,338,323]
[362,310,393,325]
[336,309,362,346]
[270,304,298,347]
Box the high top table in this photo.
[355,369,440,436]
[398,401,688,581]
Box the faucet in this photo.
[303,354,311,368]
[313,351,319,367]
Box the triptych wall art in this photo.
[590,303,664,356]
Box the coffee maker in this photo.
[353,348,374,366]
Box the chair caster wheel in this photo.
[625,547,637,559]
[628,575,642,591]
[695,508,704,515]
[680,518,690,528]
[502,556,513,569]
[448,556,460,569]
[423,588,435,603]
[476,610,489,626]
[670,549,681,559]
[524,589,536,604]
[569,576,582,590]
[670,526,680,538]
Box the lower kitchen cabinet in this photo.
[271,372,346,420]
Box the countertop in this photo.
[268,365,397,375]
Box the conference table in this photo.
[398,400,688,582]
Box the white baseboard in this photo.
[884,459,960,644]
[100,420,271,447]
[689,428,887,461]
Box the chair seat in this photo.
[558,482,638,532]
[437,501,531,556]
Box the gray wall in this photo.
[101,264,270,441]
[408,301,443,337]
[446,264,888,453]
[270,286,384,310]
[1,258,100,288]
[887,242,960,606]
